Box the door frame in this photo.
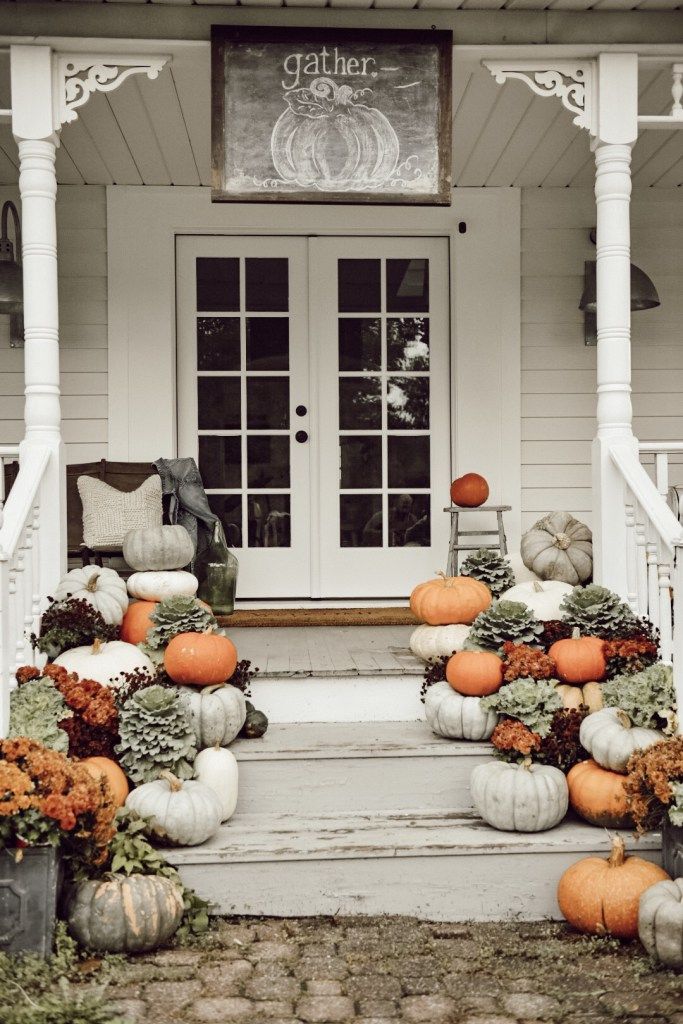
[107,187,522,553]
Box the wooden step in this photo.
[166,812,662,922]
[232,722,491,815]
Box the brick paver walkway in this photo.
[98,916,683,1024]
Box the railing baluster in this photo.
[646,529,660,627]
[635,513,649,617]
[657,549,674,662]
[625,498,639,613]
[673,548,683,736]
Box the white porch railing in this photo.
[611,445,683,726]
[0,445,19,511]
[0,446,50,734]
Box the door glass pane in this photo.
[339,319,381,372]
[246,258,289,311]
[196,257,239,311]
[387,318,429,371]
[247,377,290,430]
[199,436,241,489]
[386,258,429,313]
[197,318,240,371]
[388,435,430,488]
[338,259,381,313]
[387,377,430,430]
[198,377,241,431]
[249,495,291,548]
[246,318,289,370]
[247,436,290,488]
[389,494,430,547]
[339,378,381,430]
[340,437,382,489]
[208,494,243,548]
[340,495,382,548]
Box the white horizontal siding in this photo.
[0,184,108,464]
[521,187,683,533]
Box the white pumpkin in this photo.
[424,680,498,741]
[54,639,154,689]
[580,707,665,774]
[123,525,194,572]
[639,878,683,969]
[507,552,541,585]
[177,684,247,748]
[500,580,574,621]
[125,771,222,846]
[521,511,593,585]
[410,624,471,663]
[53,566,128,626]
[127,570,198,602]
[194,744,239,822]
[470,759,568,832]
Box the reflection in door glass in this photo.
[388,435,430,489]
[208,494,242,548]
[247,377,290,430]
[339,319,381,371]
[340,494,382,547]
[197,318,240,371]
[248,495,291,548]
[199,436,241,490]
[387,318,430,371]
[339,378,382,430]
[386,259,429,312]
[340,436,382,489]
[389,494,430,547]
[247,436,290,488]
[387,377,429,430]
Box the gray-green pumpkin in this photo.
[123,525,194,572]
[639,878,683,969]
[67,874,184,952]
[177,683,247,748]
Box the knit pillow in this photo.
[78,474,163,549]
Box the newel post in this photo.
[11,45,66,592]
[591,53,639,597]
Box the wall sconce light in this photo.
[0,200,24,348]
[578,229,660,346]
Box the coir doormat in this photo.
[216,607,418,628]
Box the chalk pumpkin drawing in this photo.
[211,27,453,205]
[270,78,402,192]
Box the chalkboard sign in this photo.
[211,27,452,205]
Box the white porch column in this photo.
[590,53,639,596]
[11,45,66,590]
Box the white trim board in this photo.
[106,186,522,551]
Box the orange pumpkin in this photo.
[164,631,238,686]
[81,756,129,808]
[446,650,504,697]
[410,574,491,626]
[450,473,489,508]
[557,835,669,939]
[549,630,606,684]
[120,600,157,645]
[567,759,633,829]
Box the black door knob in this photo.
[295,430,309,443]
[295,405,307,417]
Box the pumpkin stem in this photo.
[532,582,544,593]
[608,835,626,868]
[520,756,533,771]
[553,532,572,551]
[85,572,100,593]
[571,628,581,641]
[159,770,183,792]
[615,709,632,730]
[92,637,103,655]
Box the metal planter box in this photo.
[662,819,683,879]
[0,847,61,957]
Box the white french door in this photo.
[176,235,451,599]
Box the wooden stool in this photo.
[444,505,512,575]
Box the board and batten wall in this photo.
[0,184,108,463]
[522,187,683,534]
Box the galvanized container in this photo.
[662,818,683,880]
[0,847,61,957]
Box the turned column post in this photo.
[11,45,66,591]
[591,53,639,597]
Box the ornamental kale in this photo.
[481,677,563,737]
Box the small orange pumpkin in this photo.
[81,756,129,808]
[410,573,491,626]
[120,600,157,645]
[446,650,504,697]
[567,759,633,829]
[164,631,238,686]
[557,835,669,939]
[450,473,489,508]
[549,629,606,684]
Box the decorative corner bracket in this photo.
[54,54,170,128]
[483,60,595,134]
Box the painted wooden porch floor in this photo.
[226,624,422,678]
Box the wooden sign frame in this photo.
[211,26,453,206]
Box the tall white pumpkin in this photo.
[194,745,239,822]
[470,759,568,832]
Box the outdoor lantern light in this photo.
[579,229,660,346]
[0,200,24,348]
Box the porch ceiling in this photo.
[0,49,682,187]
